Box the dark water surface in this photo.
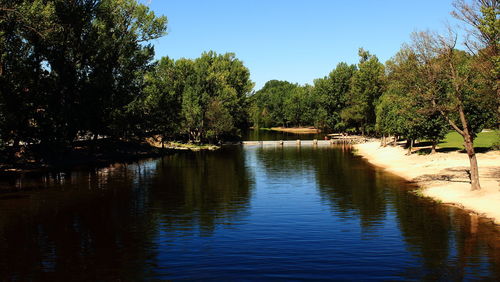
[0,145,499,280]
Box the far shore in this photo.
[269,127,321,134]
[354,141,500,225]
[0,139,218,175]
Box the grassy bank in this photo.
[439,130,499,150]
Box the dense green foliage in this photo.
[0,0,167,149]
[376,47,449,147]
[138,52,253,144]
[248,80,318,128]
[249,50,386,135]
[313,62,357,131]
[0,0,497,168]
[0,0,253,161]
[248,0,498,154]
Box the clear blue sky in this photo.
[146,0,458,91]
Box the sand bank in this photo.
[270,127,321,134]
[355,141,500,224]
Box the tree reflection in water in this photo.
[0,145,498,280]
[0,148,253,280]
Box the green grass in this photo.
[438,130,500,150]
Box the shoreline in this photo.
[0,139,219,175]
[269,127,321,134]
[354,141,500,225]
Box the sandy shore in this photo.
[270,127,321,134]
[355,141,500,224]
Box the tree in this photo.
[0,0,167,155]
[248,80,298,127]
[0,0,58,155]
[409,28,496,190]
[342,48,385,135]
[378,47,448,153]
[452,0,499,128]
[168,51,253,143]
[313,62,357,131]
[138,56,183,146]
[283,85,316,127]
[181,86,204,143]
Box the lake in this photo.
[0,143,499,280]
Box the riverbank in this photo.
[0,138,222,174]
[146,138,219,151]
[269,127,321,134]
[354,141,500,225]
[0,139,176,174]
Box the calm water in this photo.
[0,145,499,280]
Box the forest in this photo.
[1,0,498,186]
[0,0,253,162]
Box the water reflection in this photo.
[0,146,498,280]
[0,149,253,280]
[148,149,252,236]
[253,145,500,280]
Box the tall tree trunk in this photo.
[457,105,481,191]
[463,133,481,191]
[441,104,482,191]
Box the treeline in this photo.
[0,0,253,161]
[250,44,496,142]
[137,53,253,145]
[249,49,383,135]
[249,0,498,190]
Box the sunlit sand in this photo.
[356,142,500,224]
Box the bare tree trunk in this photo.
[463,133,481,191]
[441,104,482,191]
